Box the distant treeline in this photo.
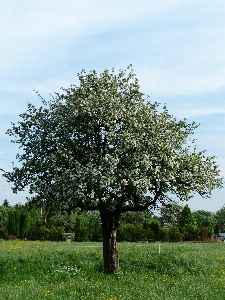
[0,201,224,242]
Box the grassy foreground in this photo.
[0,241,225,299]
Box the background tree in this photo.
[178,204,196,228]
[120,211,152,225]
[178,204,198,241]
[19,211,30,239]
[2,199,10,207]
[7,210,18,237]
[2,66,223,273]
[86,211,102,241]
[214,224,220,239]
[159,201,183,227]
[0,205,11,228]
[193,210,216,233]
[0,205,11,239]
[143,219,161,241]
[216,205,225,232]
[7,209,30,239]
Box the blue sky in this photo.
[0,0,224,212]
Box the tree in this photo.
[177,204,198,241]
[143,219,161,241]
[193,210,216,233]
[2,66,223,273]
[7,210,18,236]
[178,204,196,228]
[216,205,225,232]
[7,209,31,239]
[159,201,183,227]
[0,205,11,228]
[120,210,152,225]
[3,199,10,207]
[19,211,30,239]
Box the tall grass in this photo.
[0,240,225,299]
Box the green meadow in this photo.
[0,241,225,299]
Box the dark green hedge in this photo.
[30,225,67,241]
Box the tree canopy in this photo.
[216,205,225,232]
[178,204,196,228]
[193,210,216,231]
[159,201,183,227]
[2,66,223,273]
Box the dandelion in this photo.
[45,290,54,297]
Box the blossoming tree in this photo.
[2,66,223,273]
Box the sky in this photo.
[0,0,224,212]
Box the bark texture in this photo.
[100,208,120,274]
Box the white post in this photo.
[158,243,161,254]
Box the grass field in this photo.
[0,240,225,299]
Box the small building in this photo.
[219,233,225,241]
[65,233,74,241]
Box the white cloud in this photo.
[0,1,182,47]
[174,108,225,119]
[1,0,224,95]
[136,65,225,95]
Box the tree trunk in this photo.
[100,208,120,274]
